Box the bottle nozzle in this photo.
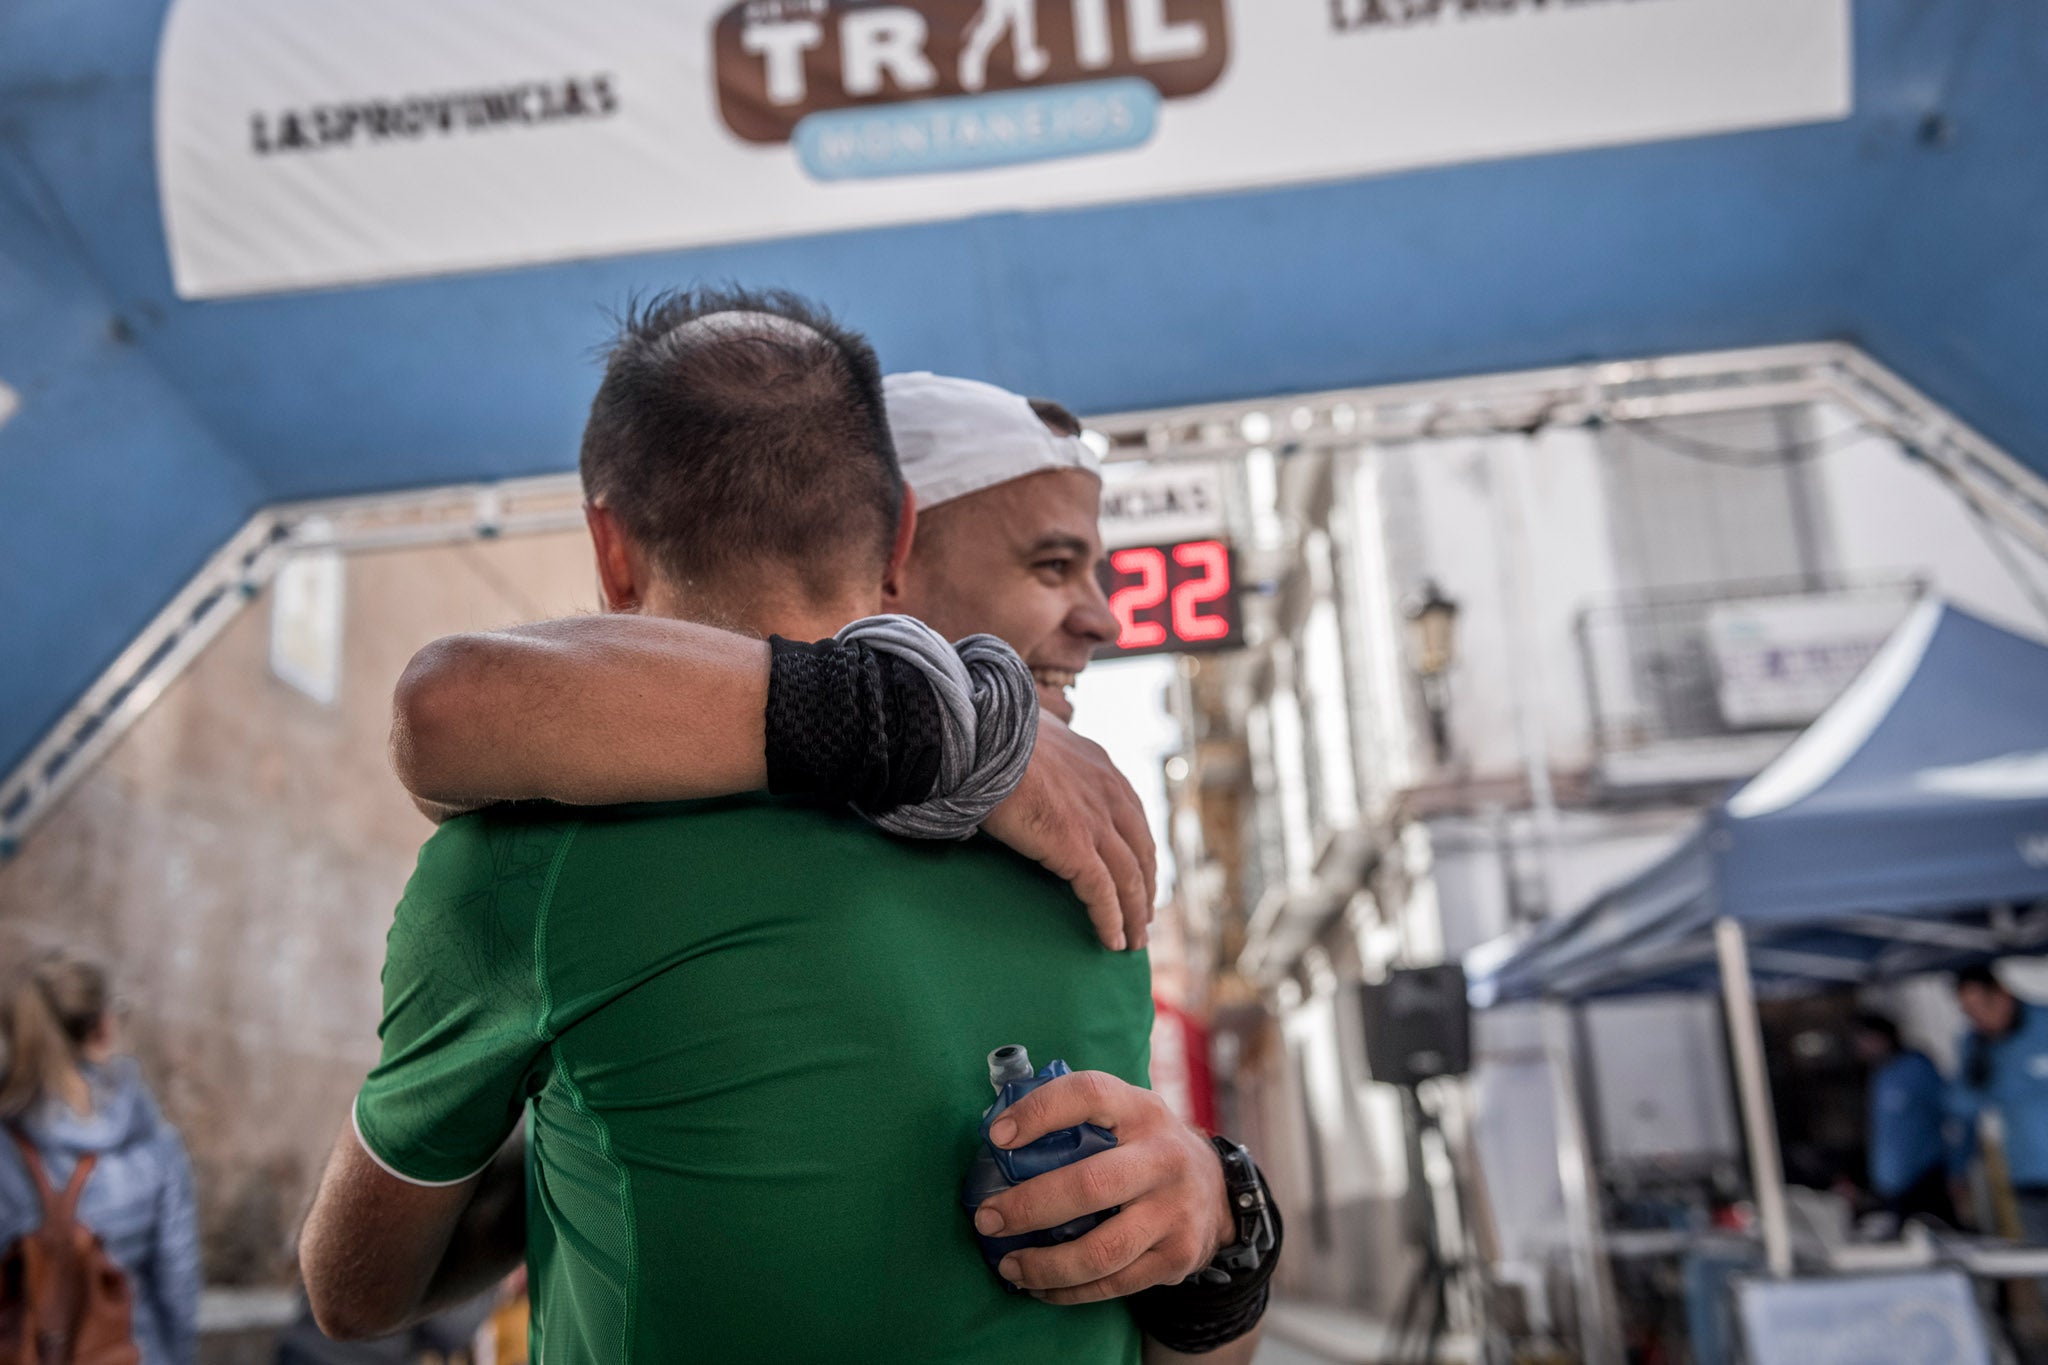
[988,1044,1034,1090]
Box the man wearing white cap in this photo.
[380,364,1277,1358]
[880,371,1114,725]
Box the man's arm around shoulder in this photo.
[392,616,770,814]
[392,616,1158,949]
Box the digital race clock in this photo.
[1095,539,1244,660]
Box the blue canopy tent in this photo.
[1471,598,2048,1284]
[1475,600,2048,1006]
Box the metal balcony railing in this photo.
[1576,575,1924,762]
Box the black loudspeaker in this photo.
[1358,965,1472,1087]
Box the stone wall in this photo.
[0,530,592,1283]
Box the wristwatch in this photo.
[1193,1135,1277,1284]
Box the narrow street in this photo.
[1252,1300,1481,1365]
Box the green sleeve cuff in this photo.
[351,1092,494,1188]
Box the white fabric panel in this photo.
[157,0,1850,298]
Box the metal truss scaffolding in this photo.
[5,343,2046,858]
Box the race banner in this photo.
[156,0,1850,299]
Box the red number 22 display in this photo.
[1097,539,1244,659]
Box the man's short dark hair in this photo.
[1957,964,2007,994]
[1027,397,1083,438]
[1854,1012,1901,1050]
[579,286,902,602]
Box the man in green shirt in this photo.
[299,292,1267,1361]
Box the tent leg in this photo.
[1542,1002,1624,1365]
[1715,916,1793,1278]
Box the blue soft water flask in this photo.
[961,1044,1118,1286]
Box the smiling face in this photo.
[889,468,1118,722]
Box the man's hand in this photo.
[968,1071,1231,1304]
[983,713,1157,951]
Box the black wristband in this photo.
[1125,1179,1284,1353]
[873,652,943,807]
[764,636,942,811]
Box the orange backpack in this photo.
[0,1131,139,1365]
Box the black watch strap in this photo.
[1201,1136,1276,1282]
[1127,1138,1281,1352]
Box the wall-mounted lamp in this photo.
[1403,580,1460,765]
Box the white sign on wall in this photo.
[270,536,347,706]
[156,0,1851,300]
[1098,461,1226,547]
[1706,592,1911,730]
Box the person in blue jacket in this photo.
[1952,965,2048,1242]
[0,952,201,1365]
[1854,1012,1959,1226]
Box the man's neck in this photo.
[640,583,879,642]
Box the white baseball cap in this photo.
[883,372,1100,511]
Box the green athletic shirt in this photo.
[353,796,1153,1363]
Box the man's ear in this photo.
[880,484,918,611]
[585,502,646,612]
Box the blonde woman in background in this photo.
[0,953,200,1364]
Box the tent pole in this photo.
[1542,1002,1624,1364]
[1714,916,1793,1278]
